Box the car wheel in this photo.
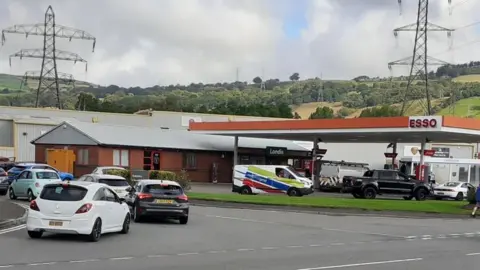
[239,186,252,195]
[363,187,377,199]
[88,219,102,242]
[120,214,130,234]
[287,188,301,197]
[455,192,464,201]
[414,188,428,201]
[8,187,16,200]
[133,206,142,223]
[27,189,35,202]
[27,231,43,239]
[179,216,188,225]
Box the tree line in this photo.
[1,62,480,118]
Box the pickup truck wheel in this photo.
[363,187,377,199]
[414,188,428,201]
[352,192,363,199]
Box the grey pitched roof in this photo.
[35,121,309,152]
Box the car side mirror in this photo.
[126,186,134,193]
[119,197,126,204]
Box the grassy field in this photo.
[293,98,446,119]
[452,75,480,83]
[438,97,480,117]
[0,73,93,93]
[188,192,468,215]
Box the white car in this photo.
[433,182,475,201]
[91,166,127,175]
[77,174,131,198]
[26,181,131,242]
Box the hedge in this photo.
[149,169,191,190]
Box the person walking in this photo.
[471,185,480,218]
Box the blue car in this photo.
[7,163,73,183]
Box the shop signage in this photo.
[432,147,450,158]
[384,152,398,158]
[423,149,436,156]
[409,118,437,128]
[266,147,287,156]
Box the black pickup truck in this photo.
[342,169,432,200]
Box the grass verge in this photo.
[188,192,469,215]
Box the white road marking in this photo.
[207,250,227,254]
[0,225,26,235]
[286,245,303,248]
[296,258,423,270]
[68,259,99,263]
[422,235,431,238]
[261,247,279,250]
[309,244,323,247]
[205,214,404,238]
[109,257,133,261]
[28,262,56,266]
[146,255,166,258]
[466,252,480,256]
[237,248,255,251]
[0,266,13,268]
[177,253,199,256]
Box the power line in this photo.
[1,5,96,109]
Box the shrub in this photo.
[467,187,477,205]
[148,170,191,190]
[105,169,133,185]
[176,169,191,191]
[149,170,177,181]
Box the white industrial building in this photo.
[0,105,478,184]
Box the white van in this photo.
[232,165,314,196]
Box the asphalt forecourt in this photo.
[188,192,470,217]
[1,205,480,270]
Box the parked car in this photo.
[7,163,73,183]
[0,168,8,196]
[26,181,131,242]
[125,179,189,224]
[9,169,62,201]
[433,182,474,201]
[91,166,127,175]
[342,169,432,200]
[77,174,131,198]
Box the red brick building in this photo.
[31,121,310,183]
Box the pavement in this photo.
[1,204,480,270]
[0,195,27,229]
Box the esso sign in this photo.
[409,118,437,128]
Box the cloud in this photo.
[0,0,479,87]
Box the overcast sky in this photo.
[0,0,479,87]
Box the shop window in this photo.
[113,149,129,166]
[77,149,89,165]
[183,153,197,169]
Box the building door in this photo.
[151,151,161,170]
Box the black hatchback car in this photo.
[125,179,189,224]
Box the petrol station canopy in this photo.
[189,116,480,143]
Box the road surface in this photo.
[0,205,479,269]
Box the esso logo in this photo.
[409,118,437,128]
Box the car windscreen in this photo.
[9,166,26,172]
[99,178,130,187]
[40,185,88,201]
[143,184,183,195]
[36,171,60,179]
[444,182,461,187]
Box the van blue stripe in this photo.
[245,172,290,191]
